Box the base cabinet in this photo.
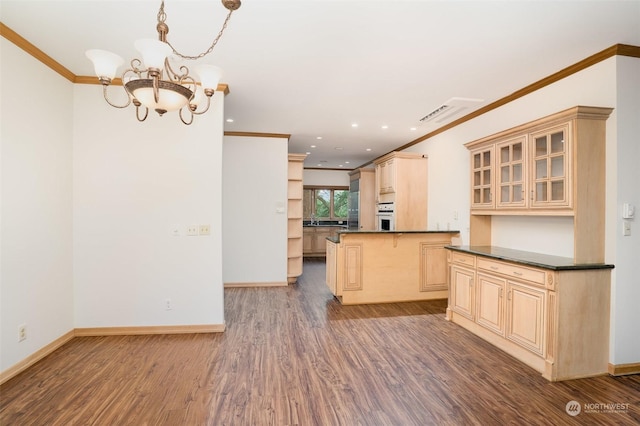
[476,273,506,336]
[506,281,545,356]
[450,265,475,321]
[446,248,611,381]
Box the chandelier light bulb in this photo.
[85,49,123,81]
[134,39,172,71]
[194,64,223,94]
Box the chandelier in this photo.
[85,0,241,125]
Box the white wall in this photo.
[406,56,640,365]
[611,56,640,365]
[72,85,225,328]
[303,169,350,187]
[222,135,288,284]
[1,39,74,372]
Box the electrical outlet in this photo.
[18,324,27,342]
[187,225,198,236]
[199,224,210,235]
[165,298,172,310]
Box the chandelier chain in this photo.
[157,0,235,61]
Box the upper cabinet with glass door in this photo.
[496,136,527,209]
[470,146,494,210]
[530,125,571,209]
[465,106,612,216]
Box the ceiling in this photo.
[2,1,639,169]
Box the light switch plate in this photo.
[622,203,635,219]
[623,221,631,236]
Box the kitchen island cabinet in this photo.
[326,230,459,305]
[446,245,613,381]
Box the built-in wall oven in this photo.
[377,202,395,231]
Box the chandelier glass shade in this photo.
[85,0,239,125]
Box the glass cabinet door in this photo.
[471,147,494,209]
[530,124,571,208]
[497,136,527,208]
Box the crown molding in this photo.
[1,22,76,82]
[359,43,640,168]
[224,131,291,139]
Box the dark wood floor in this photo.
[1,259,639,425]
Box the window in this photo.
[303,186,349,220]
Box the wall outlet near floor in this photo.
[199,224,210,236]
[165,298,172,310]
[187,225,199,236]
[18,324,27,342]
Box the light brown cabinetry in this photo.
[506,281,545,356]
[326,240,337,295]
[470,146,494,209]
[466,106,610,215]
[348,168,376,230]
[419,244,448,291]
[467,106,613,264]
[303,226,343,257]
[374,152,428,230]
[476,273,506,336]
[450,264,475,321]
[287,154,307,284]
[327,231,458,305]
[446,248,612,381]
[530,124,571,209]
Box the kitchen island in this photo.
[326,230,460,305]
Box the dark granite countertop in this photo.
[446,245,614,271]
[327,230,460,244]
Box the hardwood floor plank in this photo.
[1,258,639,425]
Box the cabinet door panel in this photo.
[506,282,545,355]
[451,266,475,320]
[470,147,494,209]
[420,244,448,291]
[476,273,506,336]
[530,124,571,209]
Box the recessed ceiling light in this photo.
[226,118,234,123]
[410,127,417,131]
[345,161,350,164]
[335,147,343,150]
[316,136,323,140]
[339,165,344,167]
[310,145,316,148]
[351,123,358,128]
[306,152,311,155]
[317,164,322,167]
[366,148,372,151]
[381,125,388,129]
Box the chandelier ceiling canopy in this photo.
[86,0,241,125]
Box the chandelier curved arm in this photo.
[135,104,149,122]
[102,84,132,109]
[191,96,212,116]
[179,107,194,125]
